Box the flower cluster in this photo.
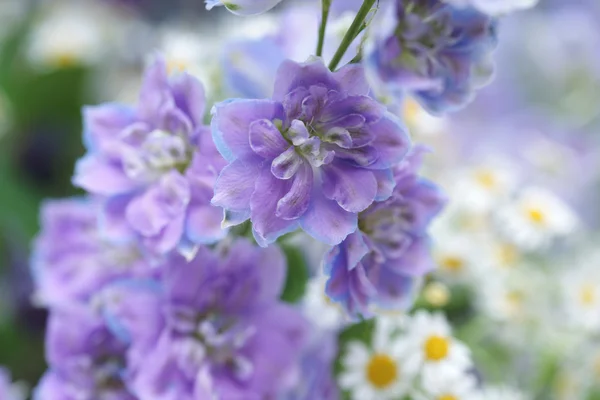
[366,0,498,113]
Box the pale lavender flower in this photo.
[365,0,498,114]
[325,147,446,317]
[35,304,134,400]
[212,58,410,246]
[31,198,152,307]
[73,57,226,256]
[0,367,26,400]
[101,240,308,400]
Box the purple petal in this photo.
[186,203,227,244]
[367,112,412,169]
[288,119,310,145]
[73,154,136,196]
[100,194,136,242]
[137,57,171,125]
[249,119,289,159]
[142,213,186,255]
[211,99,285,162]
[334,145,379,167]
[82,104,136,151]
[255,245,287,302]
[170,72,206,126]
[333,63,370,95]
[322,162,378,213]
[271,147,302,180]
[273,59,338,102]
[276,162,313,220]
[212,157,262,215]
[373,169,396,201]
[320,95,385,124]
[299,190,357,245]
[250,169,299,246]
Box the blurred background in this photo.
[0,0,599,398]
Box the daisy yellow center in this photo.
[526,207,546,225]
[506,290,524,314]
[53,52,78,68]
[438,395,459,400]
[424,282,450,307]
[365,354,398,389]
[475,170,496,189]
[579,284,596,306]
[440,256,464,273]
[403,98,421,125]
[424,335,449,361]
[497,243,518,267]
[167,59,189,73]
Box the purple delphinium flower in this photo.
[31,198,152,307]
[325,147,447,317]
[0,367,26,400]
[35,305,134,400]
[365,0,498,114]
[205,0,283,15]
[100,240,308,400]
[280,332,340,400]
[211,58,411,246]
[73,57,226,257]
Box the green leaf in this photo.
[280,244,309,303]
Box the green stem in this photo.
[316,0,332,57]
[328,0,377,71]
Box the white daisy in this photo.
[419,367,479,400]
[396,311,472,377]
[497,187,578,250]
[339,317,413,400]
[302,274,347,331]
[27,0,120,70]
[450,161,517,213]
[432,232,484,284]
[561,260,600,333]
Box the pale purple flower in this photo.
[365,0,498,114]
[73,57,226,256]
[205,0,283,15]
[211,58,411,246]
[101,240,308,400]
[31,198,152,307]
[35,304,134,400]
[325,147,446,317]
[0,367,26,400]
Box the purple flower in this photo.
[0,367,25,400]
[101,240,308,400]
[211,59,411,246]
[365,0,498,114]
[325,147,446,317]
[31,198,152,307]
[35,304,134,400]
[73,57,226,256]
[280,332,340,400]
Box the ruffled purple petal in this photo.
[276,162,313,220]
[367,112,412,169]
[322,162,378,213]
[299,190,357,246]
[249,119,289,159]
[72,154,136,196]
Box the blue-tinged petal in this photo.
[372,169,396,201]
[170,71,206,127]
[212,157,262,214]
[250,169,299,247]
[82,104,136,152]
[249,119,289,159]
[276,162,313,220]
[271,147,302,179]
[300,189,357,246]
[211,99,285,162]
[72,154,136,196]
[273,58,337,102]
[322,162,378,213]
[185,203,227,244]
[367,112,412,169]
[333,63,370,95]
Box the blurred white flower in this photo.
[561,256,600,333]
[497,187,578,250]
[396,311,472,377]
[433,233,483,283]
[420,367,479,400]
[27,0,123,70]
[339,318,413,400]
[302,274,347,331]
